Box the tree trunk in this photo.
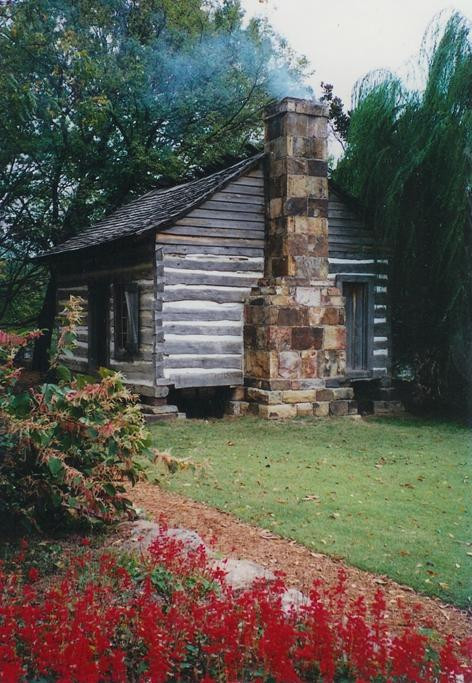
[32,272,57,372]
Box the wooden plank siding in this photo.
[328,189,391,378]
[156,167,265,389]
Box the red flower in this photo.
[27,567,39,583]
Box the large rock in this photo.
[281,588,310,614]
[122,520,208,555]
[212,558,275,591]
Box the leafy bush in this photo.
[0,297,152,531]
[0,527,470,682]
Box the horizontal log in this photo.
[164,338,242,355]
[189,207,264,222]
[161,243,264,257]
[215,190,265,204]
[174,216,264,229]
[163,286,250,304]
[329,227,374,242]
[329,248,384,259]
[223,181,264,196]
[329,262,388,275]
[156,233,265,249]
[328,206,359,219]
[230,175,264,187]
[164,322,242,336]
[164,226,264,241]
[57,263,153,284]
[166,369,243,389]
[164,269,259,288]
[328,209,365,221]
[163,256,263,272]
[163,354,241,370]
[162,306,242,322]
[201,199,264,214]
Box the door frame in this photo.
[335,274,375,378]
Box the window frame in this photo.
[335,274,375,378]
[113,282,140,360]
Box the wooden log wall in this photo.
[156,167,265,389]
[327,190,391,377]
[56,252,156,397]
[56,284,89,373]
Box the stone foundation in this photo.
[227,387,357,419]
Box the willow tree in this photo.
[335,12,472,418]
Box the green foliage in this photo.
[0,297,153,532]
[0,0,310,324]
[335,12,472,416]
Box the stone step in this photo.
[143,412,177,423]
[370,400,404,415]
[140,404,185,422]
[139,404,178,415]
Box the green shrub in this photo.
[0,297,152,532]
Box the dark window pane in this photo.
[114,283,139,356]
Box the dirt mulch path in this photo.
[130,482,471,642]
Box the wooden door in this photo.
[343,281,368,372]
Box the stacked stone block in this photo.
[230,97,357,419]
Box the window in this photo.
[338,276,374,375]
[114,283,139,358]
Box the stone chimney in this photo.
[240,97,356,419]
[263,97,329,281]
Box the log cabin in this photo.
[39,97,402,419]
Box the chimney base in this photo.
[238,279,357,419]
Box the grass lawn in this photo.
[147,415,471,608]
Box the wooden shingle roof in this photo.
[41,153,263,258]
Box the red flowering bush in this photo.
[0,297,151,531]
[0,528,470,682]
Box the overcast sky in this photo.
[240,0,471,107]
